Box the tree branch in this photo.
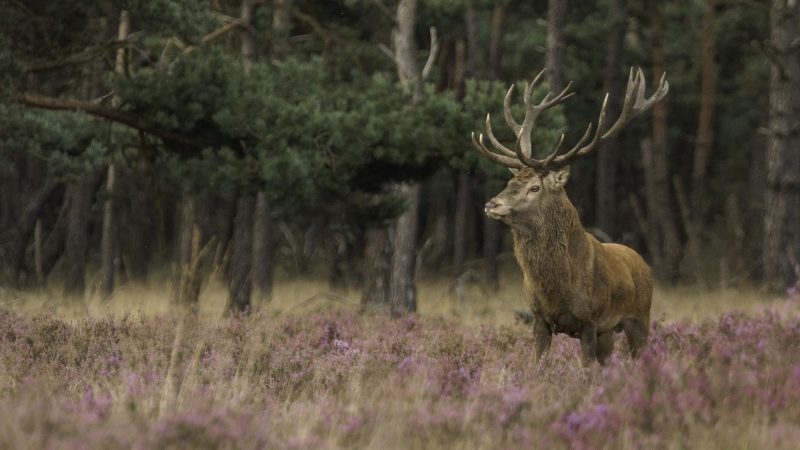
[18,93,213,151]
[24,37,139,73]
[293,10,345,46]
[183,19,252,55]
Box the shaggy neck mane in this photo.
[510,192,590,296]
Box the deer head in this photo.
[473,68,668,226]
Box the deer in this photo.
[471,67,668,365]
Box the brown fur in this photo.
[487,167,652,364]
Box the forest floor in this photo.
[0,275,798,449]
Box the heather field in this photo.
[1,280,799,449]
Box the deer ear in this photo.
[549,166,570,190]
[508,167,519,175]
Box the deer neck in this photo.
[510,193,590,295]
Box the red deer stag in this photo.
[472,68,668,364]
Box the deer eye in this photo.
[530,186,540,193]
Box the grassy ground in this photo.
[0,273,797,449]
[0,269,784,324]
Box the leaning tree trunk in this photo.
[388,0,424,316]
[41,196,68,277]
[1,177,58,284]
[546,0,567,92]
[764,0,800,292]
[100,10,130,300]
[595,0,626,238]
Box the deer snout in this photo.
[485,198,510,219]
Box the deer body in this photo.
[472,67,666,363]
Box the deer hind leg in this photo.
[622,318,649,358]
[596,331,615,364]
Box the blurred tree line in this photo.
[0,0,796,314]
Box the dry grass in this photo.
[0,267,788,326]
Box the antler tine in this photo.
[552,93,610,167]
[517,70,568,159]
[485,113,518,158]
[602,67,669,140]
[523,69,547,107]
[513,130,564,171]
[503,85,522,135]
[633,68,669,113]
[471,132,524,169]
[542,81,575,108]
[471,66,667,173]
[502,69,546,140]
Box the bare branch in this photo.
[421,27,439,82]
[377,43,397,63]
[182,20,250,55]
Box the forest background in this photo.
[0,0,798,315]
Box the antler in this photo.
[472,67,669,173]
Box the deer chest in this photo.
[530,292,590,338]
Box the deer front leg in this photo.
[532,314,552,364]
[579,324,597,366]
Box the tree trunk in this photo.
[252,191,274,302]
[224,0,261,314]
[483,4,506,292]
[172,191,201,305]
[764,0,800,292]
[272,0,291,58]
[453,171,470,275]
[452,4,480,277]
[546,0,567,92]
[488,5,505,82]
[465,4,479,79]
[63,175,101,298]
[122,165,152,280]
[390,183,420,315]
[1,177,58,284]
[595,0,625,238]
[388,0,424,315]
[99,163,117,300]
[226,194,255,314]
[648,19,681,281]
[392,0,423,99]
[100,10,129,300]
[41,196,69,277]
[361,228,391,311]
[691,0,717,216]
